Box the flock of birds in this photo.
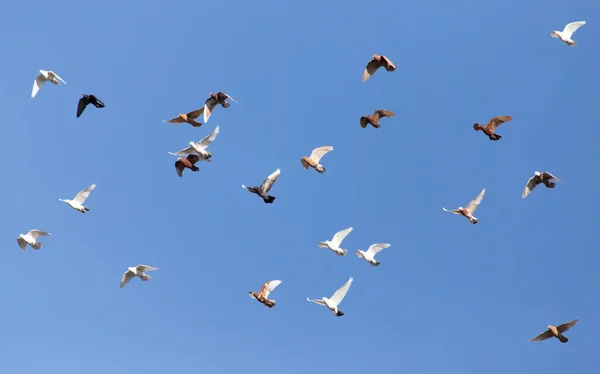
[20,19,588,344]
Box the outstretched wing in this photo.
[77,97,88,117]
[442,207,462,215]
[73,183,96,204]
[309,146,333,164]
[28,230,51,239]
[306,297,327,306]
[222,92,238,104]
[360,116,369,128]
[366,243,390,256]
[168,145,196,157]
[522,175,540,199]
[542,172,562,183]
[136,265,159,273]
[32,74,46,98]
[197,125,220,149]
[331,227,353,247]
[261,168,281,193]
[362,58,380,82]
[120,270,135,288]
[330,277,353,307]
[260,279,282,299]
[562,21,586,39]
[529,329,554,342]
[486,116,512,131]
[17,237,27,250]
[203,97,218,123]
[372,110,394,122]
[381,55,396,70]
[186,107,204,120]
[49,71,67,85]
[557,318,579,333]
[164,116,186,124]
[466,188,486,215]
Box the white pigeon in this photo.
[301,146,334,173]
[307,276,353,317]
[31,70,67,98]
[442,188,486,224]
[16,229,51,251]
[551,21,586,46]
[59,183,96,213]
[356,243,391,266]
[120,264,159,288]
[168,125,220,162]
[318,227,353,256]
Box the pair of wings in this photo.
[70,184,96,205]
[362,55,395,82]
[554,21,586,39]
[364,243,391,256]
[120,265,159,288]
[360,110,394,128]
[169,126,220,157]
[306,146,333,164]
[443,188,486,215]
[329,227,353,247]
[529,319,579,341]
[244,168,280,193]
[522,172,562,199]
[32,71,67,98]
[258,279,282,299]
[204,92,237,123]
[307,277,354,308]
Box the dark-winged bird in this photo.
[242,168,280,204]
[522,171,563,199]
[203,92,238,123]
[175,154,201,177]
[163,107,204,127]
[77,94,105,118]
[473,115,512,141]
[362,54,396,82]
[529,319,579,343]
[360,110,394,129]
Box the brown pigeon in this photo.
[360,110,394,129]
[522,171,563,198]
[249,280,282,308]
[473,116,512,141]
[175,154,200,177]
[529,319,579,343]
[163,108,205,127]
[362,54,396,82]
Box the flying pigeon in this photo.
[318,227,353,256]
[59,183,96,213]
[168,125,220,162]
[175,154,201,177]
[242,168,280,204]
[307,277,353,317]
[163,107,205,127]
[522,171,562,199]
[204,92,237,123]
[551,21,586,46]
[16,229,51,251]
[362,54,396,82]
[77,94,105,118]
[529,319,579,343]
[360,110,394,129]
[31,70,67,98]
[301,146,334,173]
[249,279,282,308]
[120,264,159,288]
[473,116,513,141]
[356,243,391,266]
[443,188,486,224]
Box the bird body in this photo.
[551,21,586,46]
[175,154,201,177]
[356,243,391,266]
[307,277,353,317]
[163,107,205,127]
[77,94,105,117]
[249,279,282,308]
[16,229,51,251]
[242,168,280,204]
[301,146,333,173]
[360,110,394,128]
[203,92,237,123]
[473,116,512,140]
[32,70,67,98]
[168,126,220,161]
[362,54,396,82]
[529,319,579,343]
[120,265,159,288]
[522,171,562,198]
[443,188,486,224]
[59,184,96,213]
[318,227,353,256]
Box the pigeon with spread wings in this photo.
[362,54,396,82]
[175,154,201,177]
[32,70,67,98]
[522,171,563,199]
[356,243,391,266]
[249,280,282,308]
[307,277,353,317]
[203,92,237,123]
[318,227,353,256]
[163,107,205,127]
[59,183,96,213]
[551,21,586,46]
[443,188,486,224]
[529,319,579,343]
[473,116,512,141]
[17,229,51,251]
[77,94,105,118]
[242,168,280,204]
[168,125,220,162]
[360,110,394,129]
[120,265,159,288]
[301,146,334,173]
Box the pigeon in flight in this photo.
[32,70,67,98]
[77,94,105,118]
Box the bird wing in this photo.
[308,146,333,164]
[32,74,46,98]
[557,318,579,333]
[261,168,281,193]
[90,96,105,108]
[306,297,327,306]
[372,110,394,122]
[442,207,462,215]
[164,116,186,124]
[465,188,486,215]
[136,265,158,273]
[77,97,88,118]
[329,277,353,307]
[486,116,512,130]
[381,55,396,70]
[49,71,67,85]
[28,229,51,239]
[222,92,238,103]
[529,329,555,342]
[360,116,369,128]
[175,160,185,177]
[197,125,220,149]
[203,97,218,123]
[186,107,205,119]
[522,175,540,199]
[168,145,196,157]
[260,280,282,299]
[330,227,353,247]
[16,237,27,250]
[366,243,391,256]
[362,59,380,82]
[72,183,96,205]
[187,154,201,165]
[562,21,586,39]
[542,172,562,183]
[120,270,135,288]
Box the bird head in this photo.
[189,141,195,146]
[473,123,481,131]
[547,325,553,329]
[458,206,464,210]
[534,171,541,177]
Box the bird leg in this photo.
[489,134,502,141]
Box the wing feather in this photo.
[466,188,485,215]
[529,329,555,342]
[562,21,586,39]
[330,277,353,306]
[261,168,280,193]
[198,125,220,149]
[186,107,204,119]
[542,172,562,183]
[309,146,333,164]
[331,227,353,247]
[366,243,390,256]
[169,145,196,157]
[204,98,218,123]
[28,230,51,239]
[261,280,282,298]
[522,175,540,199]
[362,59,380,82]
[73,183,96,204]
[557,318,579,333]
[306,298,327,306]
[32,75,46,98]
[120,270,135,288]
[487,115,512,130]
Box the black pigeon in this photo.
[77,94,105,118]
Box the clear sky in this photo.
[0,0,597,373]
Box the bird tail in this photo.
[141,274,152,281]
[32,243,43,250]
[316,165,326,173]
[356,250,363,258]
[559,335,568,343]
[221,102,231,108]
[341,249,348,255]
[317,242,328,248]
[83,206,90,212]
[334,309,344,317]
[373,261,381,267]
[263,195,276,204]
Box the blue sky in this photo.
[0,0,597,373]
